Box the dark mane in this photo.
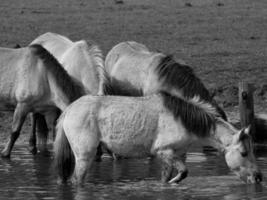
[102,76,143,96]
[160,91,216,137]
[156,55,211,100]
[30,44,85,102]
[156,55,227,120]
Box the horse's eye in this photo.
[241,151,248,157]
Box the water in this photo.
[1,145,267,200]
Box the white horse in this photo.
[54,91,262,185]
[0,44,86,158]
[104,41,227,120]
[29,32,105,154]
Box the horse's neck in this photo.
[31,32,73,59]
[144,53,174,94]
[60,42,100,95]
[205,121,235,153]
[44,65,86,111]
[48,76,85,111]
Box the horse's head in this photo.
[224,126,262,184]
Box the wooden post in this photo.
[239,81,255,138]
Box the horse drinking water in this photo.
[0,44,86,158]
[54,91,262,185]
[103,41,228,158]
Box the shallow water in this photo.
[1,145,267,200]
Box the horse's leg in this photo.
[44,109,60,141]
[35,113,49,153]
[71,126,99,185]
[157,149,174,183]
[1,103,29,158]
[73,155,95,186]
[94,143,103,162]
[168,152,188,184]
[28,113,37,155]
[72,142,97,185]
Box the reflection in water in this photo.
[0,145,267,200]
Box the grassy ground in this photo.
[0,0,267,144]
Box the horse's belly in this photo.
[99,113,158,157]
[97,96,160,157]
[102,139,152,158]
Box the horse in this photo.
[104,41,227,120]
[28,32,105,154]
[54,91,262,185]
[0,44,86,158]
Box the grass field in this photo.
[0,0,267,144]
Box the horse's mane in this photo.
[102,76,143,96]
[156,55,211,101]
[30,44,85,102]
[85,43,105,86]
[160,91,218,137]
[73,40,107,95]
[156,55,227,120]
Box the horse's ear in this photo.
[239,125,251,141]
[244,125,251,135]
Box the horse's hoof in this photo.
[28,146,37,155]
[169,170,188,184]
[1,151,11,159]
[57,178,65,185]
[113,154,123,160]
[39,149,51,157]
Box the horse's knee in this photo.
[10,130,20,140]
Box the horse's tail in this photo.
[54,112,75,183]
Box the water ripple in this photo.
[0,145,266,200]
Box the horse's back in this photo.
[105,41,162,95]
[63,95,160,157]
[59,40,103,94]
[105,41,150,74]
[30,32,73,59]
